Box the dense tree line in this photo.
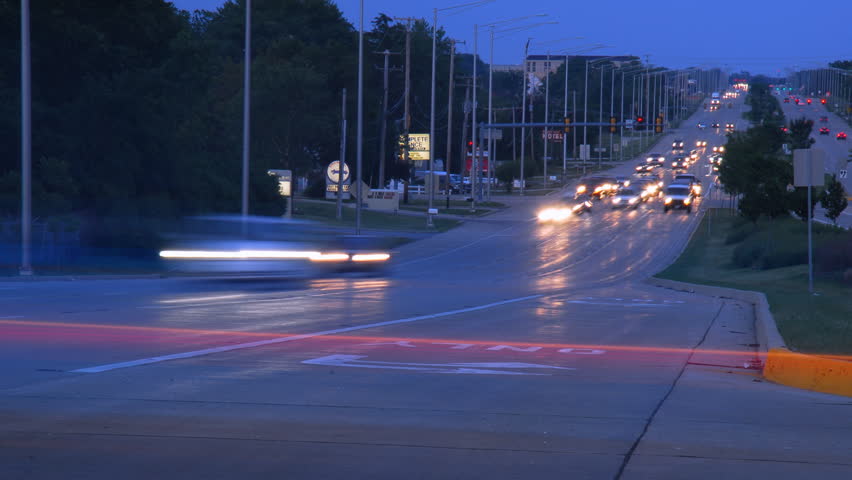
[1,0,690,241]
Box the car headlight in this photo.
[576,185,587,194]
[629,197,639,204]
[684,198,692,205]
[538,209,555,222]
[664,197,673,204]
[646,157,654,162]
[613,197,621,204]
[693,185,702,194]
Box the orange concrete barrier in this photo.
[764,348,852,397]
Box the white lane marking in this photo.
[71,294,543,373]
[567,300,673,307]
[396,223,522,267]
[139,288,383,310]
[302,354,572,375]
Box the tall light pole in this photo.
[20,0,32,275]
[556,45,605,178]
[356,0,364,234]
[485,16,550,199]
[430,1,493,224]
[584,55,616,170]
[241,0,251,222]
[519,38,531,196]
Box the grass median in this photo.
[657,209,852,355]
[295,200,461,232]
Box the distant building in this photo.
[495,55,638,80]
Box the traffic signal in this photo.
[609,116,617,134]
[655,115,664,133]
[563,116,572,133]
[806,98,812,104]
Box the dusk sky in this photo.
[172,0,851,75]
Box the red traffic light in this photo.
[821,98,827,104]
[636,116,644,123]
[806,98,812,104]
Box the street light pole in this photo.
[543,50,551,188]
[241,0,251,223]
[20,0,32,275]
[520,38,531,196]
[355,0,364,234]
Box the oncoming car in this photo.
[537,194,593,222]
[576,176,618,198]
[646,153,666,165]
[610,188,642,209]
[663,184,695,214]
[695,140,707,148]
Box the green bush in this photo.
[732,236,765,268]
[724,222,757,245]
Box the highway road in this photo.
[778,94,852,228]
[2,95,851,480]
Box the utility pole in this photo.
[20,0,32,275]
[520,38,531,195]
[446,39,464,209]
[395,17,416,202]
[375,49,400,190]
[459,80,472,199]
[338,88,347,220]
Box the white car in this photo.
[611,188,642,209]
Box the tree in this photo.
[788,187,820,222]
[788,117,815,150]
[820,174,849,225]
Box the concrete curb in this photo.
[645,276,852,398]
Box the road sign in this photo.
[480,128,503,140]
[793,149,825,187]
[841,170,848,179]
[407,133,431,161]
[541,131,563,142]
[594,147,606,153]
[579,144,590,161]
[326,161,350,184]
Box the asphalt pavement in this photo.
[2,95,851,480]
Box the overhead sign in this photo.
[793,149,825,187]
[407,133,431,161]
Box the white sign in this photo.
[481,128,503,140]
[326,161,350,184]
[841,170,848,179]
[407,133,431,161]
[793,149,825,187]
[302,355,573,375]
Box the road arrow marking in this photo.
[302,354,574,376]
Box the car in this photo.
[635,163,654,173]
[712,145,726,153]
[631,178,660,200]
[711,122,720,129]
[671,156,688,171]
[663,184,695,213]
[725,123,735,131]
[674,174,702,196]
[780,126,789,133]
[695,140,707,148]
[819,116,829,123]
[615,176,632,188]
[819,127,830,135]
[697,122,707,129]
[537,194,593,222]
[611,188,642,209]
[672,139,685,151]
[838,132,848,140]
[806,98,812,105]
[576,175,618,198]
[646,153,666,164]
[783,98,790,103]
[689,149,700,161]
